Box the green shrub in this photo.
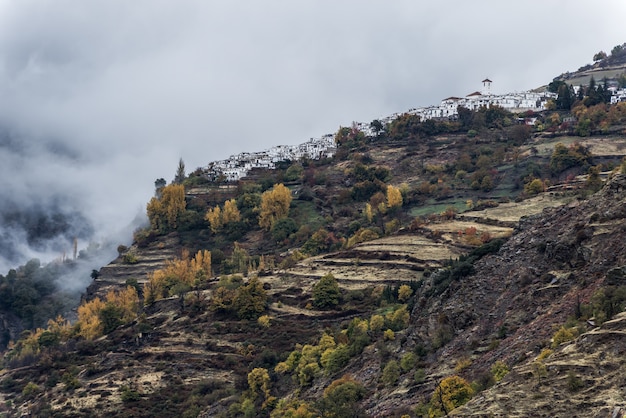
[381,360,400,387]
[123,252,138,264]
[566,371,583,392]
[313,274,341,309]
[120,385,141,402]
[321,344,351,375]
[490,360,509,382]
[551,326,578,348]
[400,352,417,372]
[21,382,40,399]
[317,375,367,417]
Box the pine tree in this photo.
[173,158,186,184]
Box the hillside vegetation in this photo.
[2,48,626,417]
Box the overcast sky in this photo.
[0,0,624,271]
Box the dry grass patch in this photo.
[580,136,626,157]
[464,194,572,224]
[425,220,513,244]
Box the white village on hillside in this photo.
[205,79,625,182]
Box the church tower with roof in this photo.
[482,78,492,95]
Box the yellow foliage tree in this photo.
[386,184,403,209]
[257,314,272,328]
[222,199,241,224]
[77,297,106,340]
[205,205,222,233]
[248,367,271,399]
[318,334,336,352]
[386,305,410,330]
[398,284,413,302]
[105,286,140,323]
[77,286,140,340]
[383,329,395,341]
[428,375,474,417]
[270,399,317,418]
[190,249,212,282]
[259,184,292,230]
[346,228,380,248]
[47,315,72,341]
[369,314,384,333]
[147,184,186,233]
[144,249,211,304]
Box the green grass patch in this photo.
[409,200,468,217]
[291,200,325,229]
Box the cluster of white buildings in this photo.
[354,79,557,136]
[611,88,626,104]
[206,134,336,182]
[202,79,578,182]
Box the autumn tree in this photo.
[222,198,241,224]
[397,284,413,302]
[77,297,106,340]
[550,142,592,174]
[205,205,223,233]
[346,228,380,248]
[270,399,317,418]
[259,183,292,230]
[301,228,341,256]
[144,249,211,304]
[146,183,186,233]
[100,286,140,334]
[247,367,271,400]
[428,375,474,417]
[524,178,545,195]
[386,184,403,210]
[76,286,140,340]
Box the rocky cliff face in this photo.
[400,173,626,416]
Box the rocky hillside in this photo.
[2,173,626,417]
[403,173,626,416]
[453,311,626,417]
[2,66,626,416]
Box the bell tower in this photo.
[482,78,492,95]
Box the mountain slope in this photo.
[403,173,626,416]
[3,60,626,416]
